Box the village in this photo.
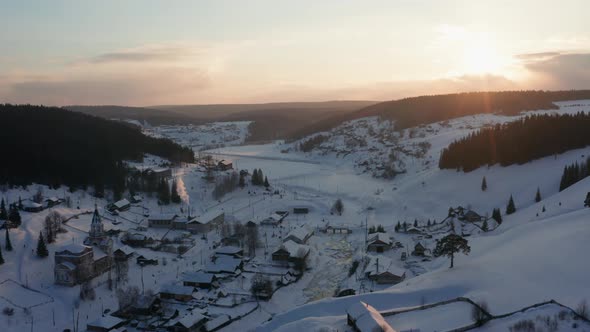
[0,147,503,332]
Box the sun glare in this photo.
[462,44,506,75]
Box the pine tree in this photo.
[542,205,546,212]
[481,176,487,191]
[0,244,4,265]
[481,220,488,232]
[0,199,6,220]
[492,208,503,224]
[506,195,516,215]
[37,232,48,258]
[18,196,23,210]
[535,187,542,203]
[5,229,12,251]
[264,176,270,188]
[8,205,21,227]
[433,234,471,268]
[251,169,259,185]
[170,180,181,204]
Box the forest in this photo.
[0,104,194,191]
[291,90,590,139]
[438,112,590,172]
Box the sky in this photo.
[0,0,589,106]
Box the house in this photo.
[585,192,590,207]
[167,311,207,332]
[364,255,405,284]
[130,195,143,203]
[284,227,313,244]
[45,197,61,208]
[405,227,422,235]
[460,209,484,222]
[136,255,158,266]
[214,246,243,258]
[123,233,153,247]
[293,206,309,214]
[412,242,426,256]
[113,246,134,262]
[346,301,395,332]
[260,213,285,225]
[204,255,243,274]
[324,225,352,234]
[217,160,233,171]
[147,213,178,228]
[124,294,161,316]
[86,316,126,332]
[182,272,217,289]
[22,201,43,212]
[159,284,194,302]
[204,314,231,332]
[272,240,310,263]
[112,199,131,212]
[186,211,224,233]
[366,233,392,253]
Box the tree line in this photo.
[559,156,590,191]
[439,112,590,172]
[0,104,194,192]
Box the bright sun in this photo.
[462,44,505,75]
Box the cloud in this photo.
[516,52,561,61]
[523,53,590,89]
[87,45,202,64]
[3,67,210,106]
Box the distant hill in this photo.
[0,104,194,191]
[66,101,377,142]
[290,90,590,139]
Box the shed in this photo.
[346,301,395,332]
[86,316,126,332]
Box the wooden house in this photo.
[182,272,217,290]
[366,233,392,253]
[412,242,427,256]
[346,301,395,332]
[159,284,194,302]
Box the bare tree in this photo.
[44,210,63,243]
[245,226,259,257]
[116,286,141,311]
[577,300,589,320]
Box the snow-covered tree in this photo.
[331,199,344,216]
[170,180,181,204]
[481,176,487,191]
[535,187,542,203]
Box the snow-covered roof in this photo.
[148,213,177,221]
[205,256,242,273]
[205,314,231,331]
[132,195,142,201]
[23,201,42,208]
[114,245,134,256]
[346,302,396,332]
[190,210,224,224]
[368,232,392,245]
[128,233,147,240]
[215,246,243,256]
[160,284,194,296]
[87,315,124,329]
[176,311,207,328]
[57,243,91,255]
[46,196,59,202]
[285,227,313,243]
[113,199,130,209]
[281,240,310,258]
[364,255,405,278]
[183,271,215,284]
